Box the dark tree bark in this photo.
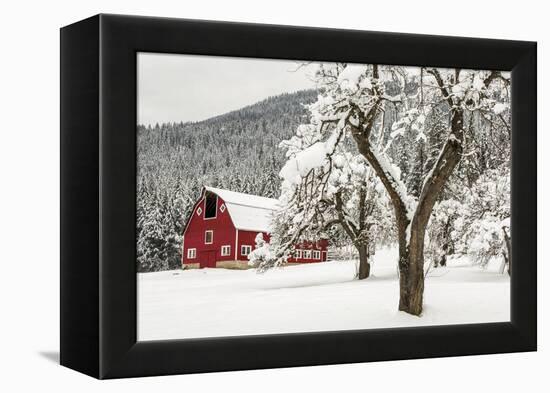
[357,244,371,280]
[439,253,447,267]
[334,190,372,280]
[502,226,511,276]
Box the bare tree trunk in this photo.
[501,251,508,275]
[502,226,511,276]
[357,243,371,280]
[439,253,447,267]
[334,191,371,280]
[397,221,426,315]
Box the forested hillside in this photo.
[137,90,318,271]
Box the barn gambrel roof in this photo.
[203,186,279,233]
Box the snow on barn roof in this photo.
[203,186,280,233]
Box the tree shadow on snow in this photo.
[260,277,367,290]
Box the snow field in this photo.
[137,247,509,341]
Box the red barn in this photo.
[181,186,329,269]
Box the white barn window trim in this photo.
[187,248,196,259]
[205,230,213,244]
[313,250,321,259]
[304,250,312,259]
[221,245,231,256]
[241,245,252,256]
[296,249,303,259]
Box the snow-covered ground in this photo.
[137,247,510,341]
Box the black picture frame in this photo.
[60,14,537,379]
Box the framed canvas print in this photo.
[60,14,536,379]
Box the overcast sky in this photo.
[137,53,317,126]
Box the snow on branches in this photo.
[252,62,510,314]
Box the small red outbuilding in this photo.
[181,186,328,269]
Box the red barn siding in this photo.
[182,195,238,268]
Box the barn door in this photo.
[200,250,217,268]
[207,251,217,268]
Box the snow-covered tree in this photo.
[452,168,511,272]
[248,233,275,267]
[252,63,510,315]
[249,119,392,279]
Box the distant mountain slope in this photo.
[137,89,318,271]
